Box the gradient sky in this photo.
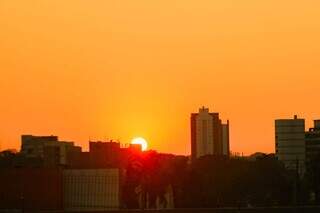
[1,0,320,155]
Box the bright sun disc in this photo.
[131,137,148,151]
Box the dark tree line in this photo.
[123,152,320,208]
[305,153,320,204]
[182,155,293,207]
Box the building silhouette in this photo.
[305,120,320,169]
[275,115,306,175]
[275,116,320,176]
[21,135,81,167]
[191,107,229,161]
[89,140,121,168]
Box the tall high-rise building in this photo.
[222,121,230,156]
[191,107,229,161]
[275,115,306,175]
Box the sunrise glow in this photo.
[131,137,148,151]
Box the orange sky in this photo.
[1,0,320,155]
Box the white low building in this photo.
[63,169,120,211]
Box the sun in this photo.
[131,137,148,151]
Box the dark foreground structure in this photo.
[2,136,320,211]
[12,207,320,213]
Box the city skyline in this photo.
[2,112,320,156]
[2,1,320,211]
[1,1,320,155]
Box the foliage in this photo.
[123,153,296,208]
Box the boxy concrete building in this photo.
[275,115,306,175]
[21,135,81,167]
